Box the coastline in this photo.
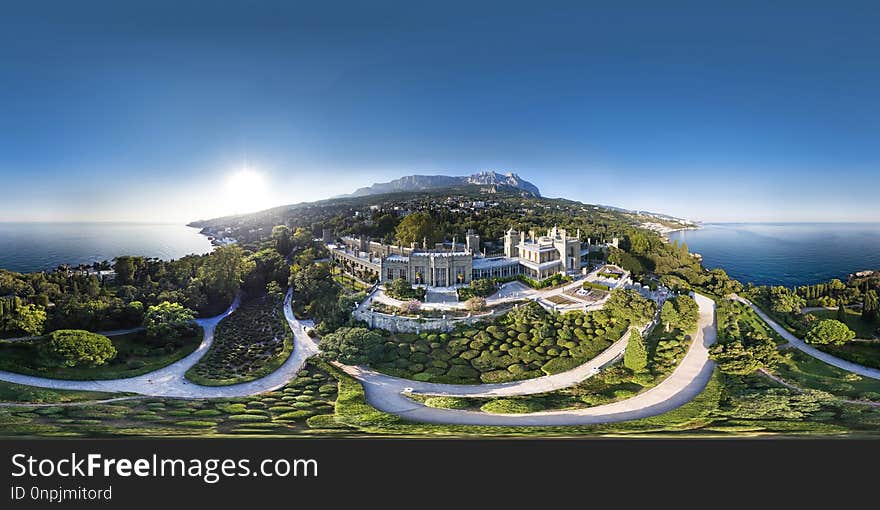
[0,222,214,274]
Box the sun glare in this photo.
[224,169,269,214]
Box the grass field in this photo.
[0,381,125,404]
[0,328,203,380]
[807,308,879,339]
[770,349,880,401]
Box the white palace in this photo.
[327,227,617,287]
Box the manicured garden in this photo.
[0,381,123,405]
[812,341,880,370]
[0,361,345,437]
[0,328,202,380]
[371,301,630,384]
[807,308,878,339]
[717,299,786,345]
[186,295,292,386]
[770,349,880,402]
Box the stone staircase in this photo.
[424,287,459,304]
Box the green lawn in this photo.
[0,328,203,380]
[771,349,880,401]
[0,381,124,404]
[185,295,293,386]
[817,342,880,370]
[807,308,879,339]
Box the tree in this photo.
[113,256,144,285]
[266,281,284,301]
[710,337,779,375]
[837,303,847,322]
[604,289,656,324]
[470,278,496,297]
[660,300,678,333]
[465,296,487,312]
[394,211,438,246]
[42,330,117,367]
[198,245,253,304]
[805,319,856,345]
[400,299,421,314]
[1,303,46,336]
[623,328,647,372]
[143,301,196,340]
[386,278,413,300]
[290,262,332,303]
[673,295,700,332]
[768,286,806,314]
[271,225,293,256]
[318,327,384,365]
[243,248,289,295]
[862,290,879,323]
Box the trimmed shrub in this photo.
[480,399,544,414]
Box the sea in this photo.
[0,222,215,273]
[669,223,880,288]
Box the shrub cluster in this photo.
[371,301,627,384]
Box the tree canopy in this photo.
[394,211,438,246]
[623,328,647,372]
[0,298,46,336]
[42,330,117,367]
[805,319,856,345]
[603,289,656,325]
[143,301,196,340]
[710,337,779,375]
[318,326,384,365]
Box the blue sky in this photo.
[1,1,878,223]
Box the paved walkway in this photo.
[732,295,880,380]
[0,290,320,398]
[339,293,717,425]
[1,290,722,426]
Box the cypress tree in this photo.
[837,303,847,322]
[863,290,879,323]
[624,328,648,372]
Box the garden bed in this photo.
[371,301,628,384]
[186,296,293,386]
[0,361,344,437]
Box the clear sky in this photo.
[2,1,878,223]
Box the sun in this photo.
[224,169,269,214]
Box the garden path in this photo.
[731,295,880,380]
[338,293,718,425]
[0,291,320,398]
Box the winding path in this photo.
[1,290,722,426]
[0,290,320,398]
[338,293,718,425]
[731,295,880,381]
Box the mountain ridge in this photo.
[343,171,541,198]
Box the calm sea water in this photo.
[669,223,880,287]
[0,222,214,273]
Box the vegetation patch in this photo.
[186,295,292,386]
[0,328,202,380]
[369,300,632,384]
[0,361,340,438]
